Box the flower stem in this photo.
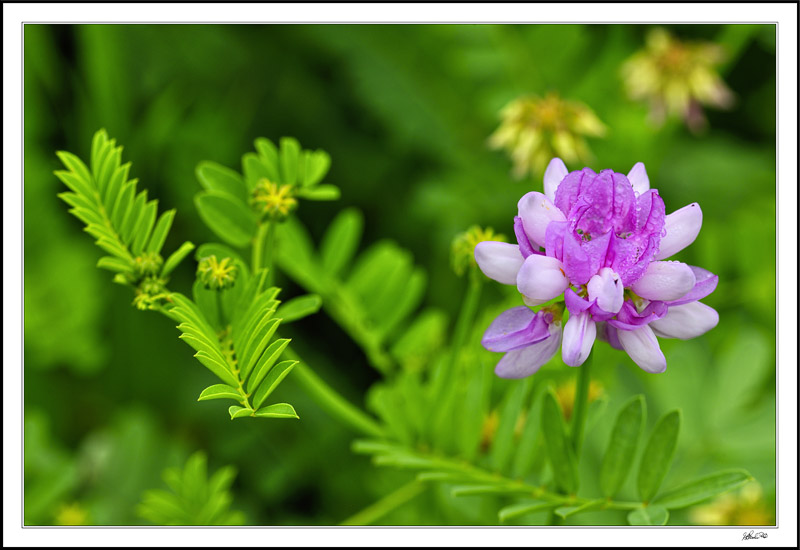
[339,481,425,526]
[252,220,275,284]
[285,347,386,438]
[570,349,593,455]
[430,270,483,407]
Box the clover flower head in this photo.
[132,276,169,310]
[622,28,734,133]
[133,251,163,278]
[489,92,606,179]
[476,157,719,378]
[197,255,238,290]
[251,178,298,220]
[451,225,506,276]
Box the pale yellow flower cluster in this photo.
[451,225,506,277]
[622,28,734,132]
[489,92,606,180]
[690,481,773,526]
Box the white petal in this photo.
[631,261,696,301]
[544,157,568,202]
[618,325,667,373]
[518,191,567,248]
[474,241,524,285]
[495,323,562,379]
[516,254,569,305]
[561,311,596,367]
[650,302,719,340]
[627,162,650,196]
[655,203,703,260]
[587,267,624,314]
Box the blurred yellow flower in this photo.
[690,481,774,526]
[55,502,89,526]
[451,226,506,276]
[622,28,734,133]
[196,255,238,290]
[251,178,298,220]
[489,92,606,180]
[555,378,604,421]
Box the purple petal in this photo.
[567,170,637,237]
[495,323,562,379]
[634,189,666,238]
[562,311,596,367]
[608,300,668,331]
[630,261,697,301]
[516,254,569,305]
[514,216,537,258]
[545,220,568,261]
[564,287,593,314]
[562,230,611,286]
[482,306,551,352]
[588,302,617,322]
[544,157,569,203]
[650,302,719,340]
[554,167,596,217]
[618,325,667,373]
[627,162,650,196]
[474,241,524,285]
[666,266,718,306]
[518,192,566,249]
[655,203,703,260]
[597,322,624,350]
[587,267,624,314]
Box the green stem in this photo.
[339,481,425,526]
[252,220,275,281]
[570,349,592,455]
[430,270,482,405]
[285,347,386,438]
[365,443,643,513]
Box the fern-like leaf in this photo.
[170,268,298,420]
[137,451,245,526]
[275,209,427,374]
[56,129,194,310]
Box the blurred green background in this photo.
[24,24,775,526]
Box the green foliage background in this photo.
[23,24,776,526]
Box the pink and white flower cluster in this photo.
[476,158,718,378]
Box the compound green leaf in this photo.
[600,395,646,498]
[195,161,247,203]
[294,184,340,201]
[253,403,299,419]
[320,208,363,278]
[198,384,243,402]
[303,149,331,187]
[541,389,578,494]
[162,241,195,277]
[195,191,256,247]
[279,137,300,185]
[499,501,558,523]
[275,294,322,323]
[228,406,253,420]
[627,505,669,525]
[252,360,297,409]
[146,209,176,255]
[637,410,681,503]
[653,470,753,510]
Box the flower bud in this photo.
[452,226,506,277]
[250,178,298,220]
[197,255,238,290]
